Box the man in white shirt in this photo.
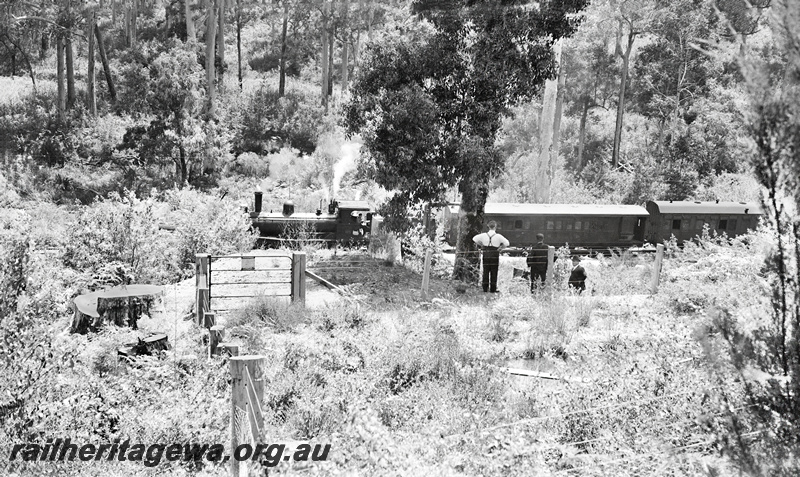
[472,221,510,293]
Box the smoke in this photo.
[332,141,360,198]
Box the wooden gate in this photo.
[195,251,306,324]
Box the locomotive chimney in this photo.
[282,201,295,217]
[328,199,337,215]
[254,187,263,213]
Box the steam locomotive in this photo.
[249,190,374,246]
[247,189,763,249]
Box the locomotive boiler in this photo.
[249,190,373,246]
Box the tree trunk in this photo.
[40,32,48,60]
[279,0,288,96]
[577,98,589,170]
[65,33,75,111]
[352,29,360,79]
[340,0,349,91]
[452,179,488,282]
[95,23,117,103]
[236,0,242,90]
[367,0,374,42]
[205,0,218,117]
[532,40,562,203]
[321,1,329,110]
[176,113,188,184]
[56,34,65,121]
[185,0,196,41]
[217,0,225,87]
[87,13,97,115]
[327,26,334,97]
[551,42,565,171]
[612,26,635,169]
[130,1,138,46]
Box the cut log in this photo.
[72,285,164,333]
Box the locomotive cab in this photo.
[334,200,373,243]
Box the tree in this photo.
[608,0,656,168]
[561,4,618,171]
[116,43,208,186]
[345,0,588,280]
[705,1,800,473]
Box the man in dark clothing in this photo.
[568,255,587,293]
[473,221,509,293]
[527,233,549,292]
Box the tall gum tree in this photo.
[344,0,588,281]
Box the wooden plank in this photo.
[211,296,291,311]
[211,256,291,271]
[505,367,560,380]
[241,256,255,271]
[211,251,290,259]
[292,252,306,304]
[212,283,292,298]
[305,270,341,292]
[650,243,665,294]
[211,270,292,284]
[503,367,587,384]
[421,249,432,299]
[230,356,266,476]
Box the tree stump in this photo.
[72,285,163,334]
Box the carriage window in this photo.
[524,221,532,230]
[556,220,562,230]
[575,221,581,231]
[718,219,728,230]
[547,221,554,230]
[696,218,704,230]
[514,220,523,229]
[621,216,636,234]
[672,219,681,230]
[566,221,573,230]
[728,219,737,231]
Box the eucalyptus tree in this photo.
[345,0,588,280]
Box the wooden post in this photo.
[650,243,665,294]
[291,252,306,305]
[421,249,432,300]
[203,312,216,330]
[196,254,210,325]
[230,355,266,477]
[546,246,555,286]
[209,324,224,357]
[219,343,240,357]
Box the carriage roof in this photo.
[485,203,649,216]
[646,201,763,215]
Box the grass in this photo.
[4,223,765,476]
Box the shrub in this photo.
[226,296,308,335]
[237,86,323,156]
[383,319,461,394]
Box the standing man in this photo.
[527,233,549,292]
[473,221,509,293]
[568,255,587,293]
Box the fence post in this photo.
[546,246,555,286]
[291,252,307,305]
[230,355,266,477]
[209,324,224,357]
[203,312,216,330]
[421,249,432,300]
[650,243,665,294]
[195,254,210,325]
